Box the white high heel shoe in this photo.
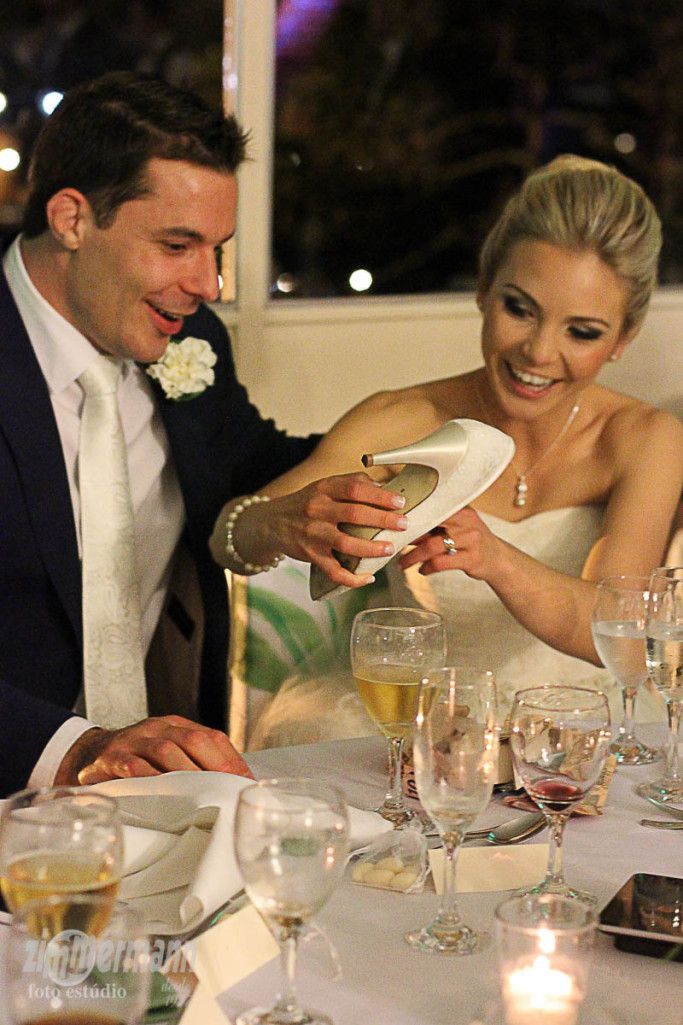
[310,418,515,600]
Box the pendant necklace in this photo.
[474,379,581,508]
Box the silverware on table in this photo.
[485,811,546,844]
[639,818,683,830]
[426,810,547,847]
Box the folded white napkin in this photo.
[92,771,389,935]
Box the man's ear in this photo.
[45,188,92,250]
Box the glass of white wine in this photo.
[0,787,123,924]
[639,566,683,802]
[7,895,150,1025]
[405,666,498,954]
[591,575,657,764]
[350,607,446,826]
[233,778,349,1025]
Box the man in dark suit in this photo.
[0,72,406,796]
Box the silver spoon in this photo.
[639,818,683,830]
[486,811,546,844]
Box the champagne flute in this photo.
[0,787,123,924]
[7,895,150,1025]
[405,666,498,954]
[509,686,611,904]
[639,566,683,802]
[591,575,657,764]
[350,607,446,826]
[233,778,349,1025]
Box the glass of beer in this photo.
[7,895,151,1025]
[0,787,123,926]
[350,607,445,826]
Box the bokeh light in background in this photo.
[0,0,222,239]
[0,148,20,172]
[272,0,683,297]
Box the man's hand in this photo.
[54,716,252,786]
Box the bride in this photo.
[233,156,683,745]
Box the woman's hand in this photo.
[399,506,502,581]
[211,473,409,589]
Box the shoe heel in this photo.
[362,419,469,475]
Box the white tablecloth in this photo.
[1,725,680,1025]
[244,728,682,1025]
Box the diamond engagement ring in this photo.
[442,535,458,555]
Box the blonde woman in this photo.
[222,156,683,736]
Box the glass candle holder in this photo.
[495,893,597,1025]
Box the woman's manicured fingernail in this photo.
[395,516,409,529]
[390,495,406,508]
[383,543,396,555]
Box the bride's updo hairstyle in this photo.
[478,155,662,333]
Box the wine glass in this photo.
[350,607,446,826]
[405,666,498,954]
[233,778,349,1025]
[639,566,683,802]
[7,895,150,1025]
[0,787,124,918]
[509,685,611,904]
[591,575,657,764]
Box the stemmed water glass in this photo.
[591,575,657,764]
[639,566,683,802]
[233,778,349,1025]
[350,607,446,827]
[405,666,498,954]
[509,685,611,904]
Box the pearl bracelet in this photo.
[225,495,285,575]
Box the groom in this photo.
[0,72,406,796]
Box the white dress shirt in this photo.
[3,237,186,785]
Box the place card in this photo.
[179,982,231,1025]
[187,904,279,998]
[429,844,549,894]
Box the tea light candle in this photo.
[503,954,579,1025]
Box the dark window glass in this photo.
[0,0,222,240]
[272,0,683,298]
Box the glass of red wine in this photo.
[509,685,611,904]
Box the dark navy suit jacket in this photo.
[0,265,317,795]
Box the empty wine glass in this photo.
[350,607,446,827]
[0,787,123,920]
[509,685,611,904]
[639,566,683,802]
[405,666,498,954]
[591,575,657,764]
[233,778,349,1025]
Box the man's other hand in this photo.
[54,715,252,786]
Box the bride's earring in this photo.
[310,419,515,600]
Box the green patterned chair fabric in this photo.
[227,559,387,750]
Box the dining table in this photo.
[0,725,680,1025]
[242,728,681,1025]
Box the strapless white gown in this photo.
[248,505,664,750]
[387,505,664,724]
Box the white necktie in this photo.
[78,356,148,728]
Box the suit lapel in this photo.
[0,269,82,643]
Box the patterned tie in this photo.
[78,356,148,728]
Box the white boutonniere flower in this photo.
[146,336,217,400]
